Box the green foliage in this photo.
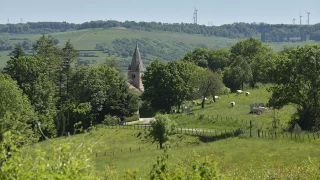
[0,74,39,143]
[142,60,200,113]
[103,115,120,126]
[194,68,225,108]
[0,131,96,179]
[268,44,320,130]
[4,56,58,138]
[124,114,140,122]
[149,150,223,180]
[97,37,206,64]
[70,64,141,128]
[2,21,319,43]
[149,114,176,149]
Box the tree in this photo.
[10,43,24,59]
[57,40,79,134]
[142,60,199,113]
[3,56,57,138]
[149,114,176,149]
[207,48,231,71]
[69,64,140,129]
[230,55,252,90]
[0,74,39,143]
[230,38,272,88]
[268,45,320,130]
[182,48,209,68]
[194,68,225,108]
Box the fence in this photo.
[102,121,320,142]
[85,122,320,158]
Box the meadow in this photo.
[22,87,320,179]
[0,28,318,69]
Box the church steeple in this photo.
[128,41,145,91]
[128,41,145,72]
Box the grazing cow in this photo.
[210,100,214,104]
[214,95,220,100]
[246,92,250,96]
[231,101,235,107]
[236,90,244,95]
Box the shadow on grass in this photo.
[197,131,237,143]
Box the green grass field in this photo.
[21,86,320,179]
[168,86,295,131]
[1,28,319,69]
[24,126,320,179]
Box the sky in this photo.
[1,0,320,26]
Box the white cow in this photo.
[231,101,236,107]
[246,92,250,96]
[236,90,244,94]
[214,95,220,100]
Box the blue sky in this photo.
[1,0,320,26]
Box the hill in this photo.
[0,28,318,69]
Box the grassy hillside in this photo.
[21,87,320,179]
[0,28,318,69]
[24,126,320,179]
[167,86,295,131]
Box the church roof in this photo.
[128,42,146,72]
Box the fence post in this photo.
[225,129,227,139]
[130,147,132,152]
[258,130,260,137]
[250,120,252,137]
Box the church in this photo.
[128,42,145,91]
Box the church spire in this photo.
[128,40,145,72]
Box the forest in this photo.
[1,20,320,42]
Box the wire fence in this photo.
[83,123,320,158]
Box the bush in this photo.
[124,114,139,122]
[103,115,120,126]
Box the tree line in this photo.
[96,37,207,66]
[0,35,140,144]
[142,38,320,131]
[2,21,320,42]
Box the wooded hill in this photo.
[2,20,320,42]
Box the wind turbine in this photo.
[299,14,302,25]
[306,11,310,25]
[194,6,198,24]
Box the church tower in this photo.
[128,42,145,91]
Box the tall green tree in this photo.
[194,68,225,108]
[230,38,272,88]
[207,48,231,71]
[142,60,199,113]
[230,55,253,90]
[0,74,39,143]
[3,56,57,137]
[182,48,209,68]
[69,65,140,129]
[268,45,320,130]
[149,114,176,149]
[10,43,24,59]
[57,40,79,134]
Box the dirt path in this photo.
[73,33,86,42]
